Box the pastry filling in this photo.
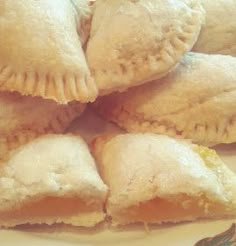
[112,195,225,224]
[0,196,102,222]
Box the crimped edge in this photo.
[0,103,86,160]
[0,67,97,103]
[93,102,236,146]
[88,0,205,94]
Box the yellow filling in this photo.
[0,196,100,223]
[194,145,220,168]
[114,195,225,225]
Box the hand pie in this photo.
[86,0,204,95]
[92,133,236,226]
[93,52,236,146]
[0,134,108,228]
[0,0,97,103]
[0,92,85,159]
[193,0,236,56]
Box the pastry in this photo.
[86,0,204,95]
[92,133,236,226]
[0,0,97,103]
[93,52,236,146]
[0,92,85,159]
[193,0,236,56]
[0,134,108,228]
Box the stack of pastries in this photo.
[0,0,235,228]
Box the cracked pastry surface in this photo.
[93,52,236,146]
[92,133,236,226]
[193,0,236,56]
[0,0,97,103]
[0,134,108,228]
[0,92,86,159]
[86,0,204,95]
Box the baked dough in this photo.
[0,134,108,228]
[193,0,236,56]
[86,0,204,95]
[0,92,85,159]
[92,133,236,226]
[93,52,236,146]
[0,0,97,103]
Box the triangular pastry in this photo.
[92,133,236,226]
[0,0,97,103]
[93,52,236,146]
[0,134,108,228]
[86,0,204,95]
[0,92,85,159]
[193,0,236,56]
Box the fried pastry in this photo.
[92,133,236,226]
[93,52,236,146]
[193,0,236,56]
[0,134,108,228]
[0,92,85,159]
[0,0,97,103]
[86,0,204,95]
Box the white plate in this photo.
[1,109,235,246]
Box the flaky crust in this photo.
[93,53,236,146]
[0,92,86,159]
[86,0,204,95]
[0,0,97,103]
[92,133,236,225]
[193,0,236,56]
[0,134,108,227]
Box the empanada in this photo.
[0,134,107,228]
[93,52,236,146]
[0,92,85,159]
[92,133,236,226]
[0,0,97,103]
[193,0,236,56]
[86,0,204,95]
